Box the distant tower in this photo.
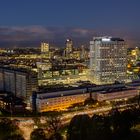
[41,42,49,53]
[81,45,85,59]
[65,39,73,58]
[90,36,127,85]
[135,47,140,60]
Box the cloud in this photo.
[0,26,139,47]
[72,28,92,36]
[0,26,55,42]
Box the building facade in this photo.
[90,37,127,85]
[94,88,139,101]
[41,42,49,53]
[64,39,73,58]
[32,88,88,112]
[32,84,138,112]
[0,67,38,106]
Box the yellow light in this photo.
[127,64,131,68]
[133,69,139,72]
[131,50,136,56]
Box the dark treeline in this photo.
[67,108,140,140]
[0,118,24,140]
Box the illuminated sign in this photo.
[102,38,111,42]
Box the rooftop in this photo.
[93,37,124,42]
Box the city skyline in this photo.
[0,1,140,140]
[0,0,140,47]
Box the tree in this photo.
[67,114,92,140]
[30,128,47,140]
[4,134,24,140]
[109,108,137,139]
[67,108,140,140]
[49,132,63,140]
[91,114,112,140]
[84,97,98,106]
[0,118,22,140]
[33,117,41,128]
[46,112,62,133]
[109,108,121,134]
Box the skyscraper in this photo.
[41,42,49,53]
[64,39,73,58]
[90,37,127,85]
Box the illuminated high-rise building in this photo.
[65,39,73,58]
[90,37,127,85]
[41,42,49,53]
[81,45,86,59]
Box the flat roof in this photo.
[93,37,124,42]
[0,66,37,75]
[99,87,136,94]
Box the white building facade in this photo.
[90,37,127,85]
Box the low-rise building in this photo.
[32,87,88,112]
[94,87,139,101]
[32,83,139,112]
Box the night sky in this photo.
[0,0,140,47]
